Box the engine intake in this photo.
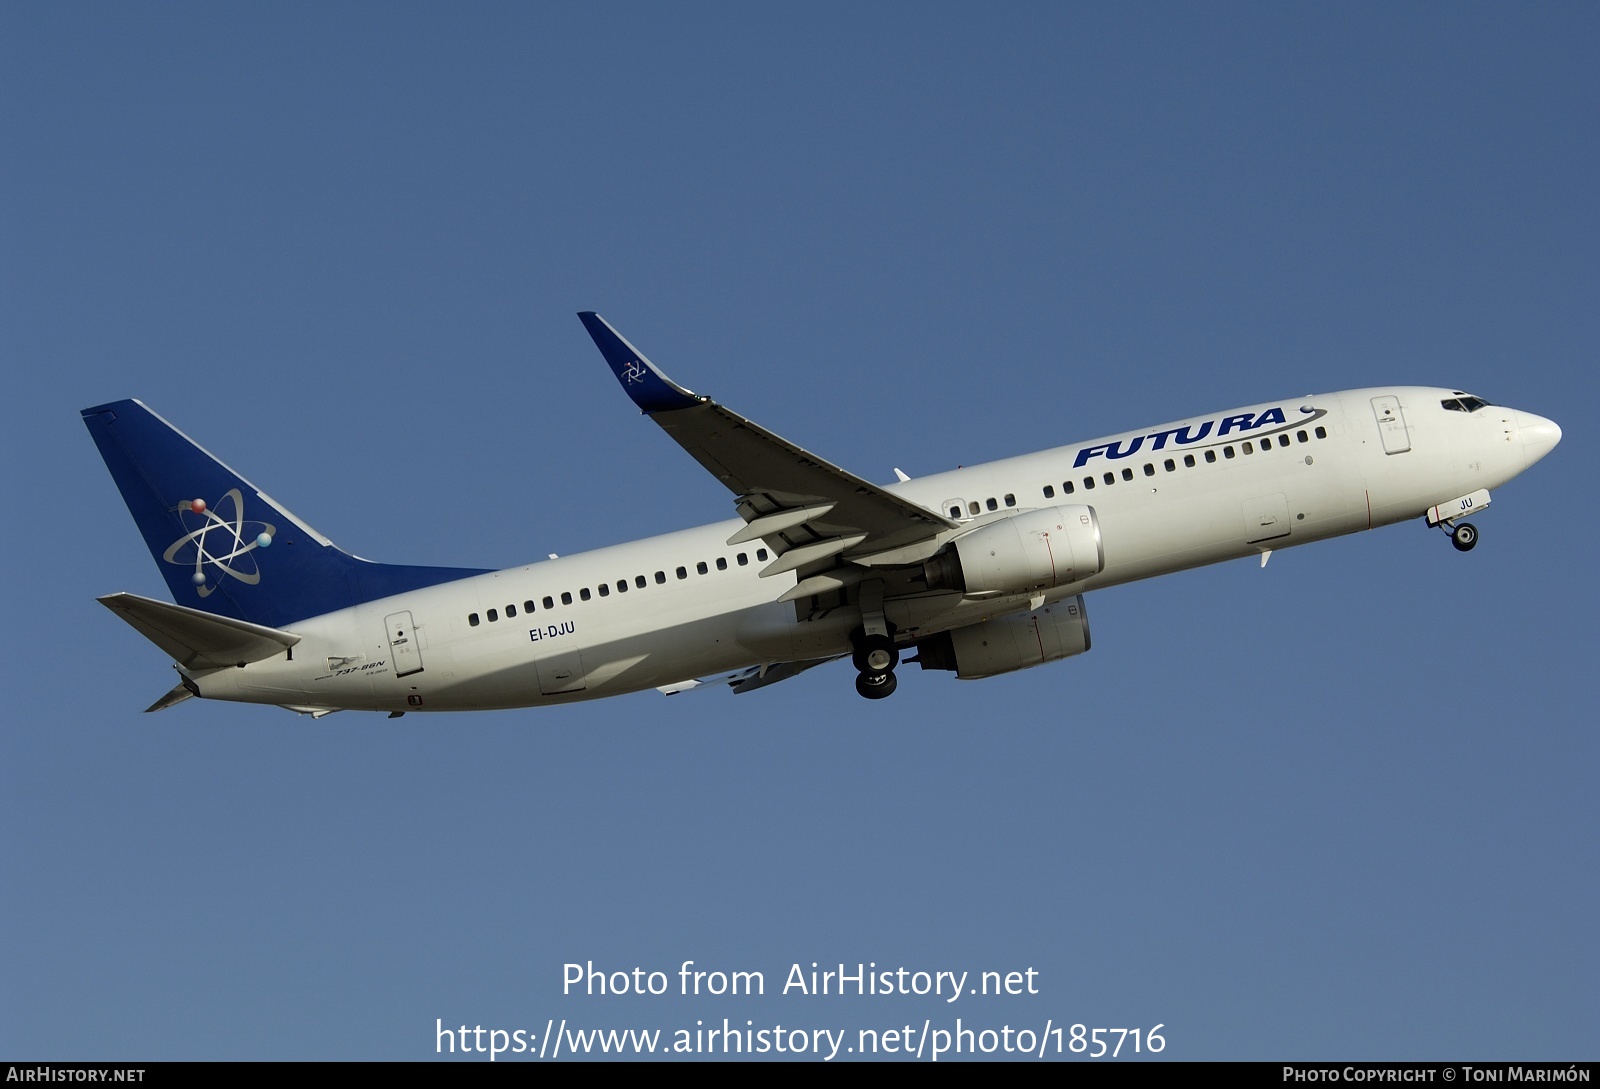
[913,596,1092,679]
[923,505,1103,595]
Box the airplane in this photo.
[83,312,1562,714]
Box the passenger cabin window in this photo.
[676,566,687,580]
[635,575,647,588]
[506,603,516,617]
[736,553,748,566]
[696,561,708,575]
[598,584,610,597]
[1042,485,1055,499]
[1084,477,1096,490]
[1063,481,1075,494]
[561,592,572,605]
[756,548,768,561]
[1297,430,1308,442]
[968,501,980,516]
[524,600,536,613]
[1004,493,1015,507]
[1315,426,1328,439]
[487,608,498,622]
[1144,463,1156,476]
[1164,458,1176,472]
[579,588,591,601]
[543,596,554,609]
[716,557,728,571]
[1224,446,1236,459]
[1205,450,1217,463]
[986,497,998,511]
[949,505,962,517]
[1103,472,1114,485]
[1121,468,1133,481]
[1184,454,1195,467]
[468,613,480,626]
[654,572,665,585]
[616,579,627,593]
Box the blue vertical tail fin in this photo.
[82,399,488,628]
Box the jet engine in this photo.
[922,505,1103,595]
[912,596,1091,679]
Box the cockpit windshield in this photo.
[1441,395,1492,413]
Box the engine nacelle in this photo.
[922,505,1103,595]
[912,596,1091,679]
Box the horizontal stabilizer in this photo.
[144,683,196,713]
[99,592,300,671]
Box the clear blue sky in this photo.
[3,2,1594,1060]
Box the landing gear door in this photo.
[385,611,424,678]
[1371,396,1411,454]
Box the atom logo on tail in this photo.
[161,488,276,597]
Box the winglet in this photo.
[577,312,704,413]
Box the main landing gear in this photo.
[1445,521,1478,552]
[852,578,900,699]
[852,631,900,700]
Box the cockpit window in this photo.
[1441,398,1464,412]
[1441,395,1492,413]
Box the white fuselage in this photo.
[190,387,1556,712]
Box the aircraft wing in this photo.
[579,313,956,580]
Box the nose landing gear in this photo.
[1445,520,1478,552]
[1427,491,1490,553]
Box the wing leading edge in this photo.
[577,313,956,587]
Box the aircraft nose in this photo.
[1514,411,1562,468]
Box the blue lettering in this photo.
[529,628,540,642]
[1074,409,1288,465]
[1073,436,1144,468]
[1074,442,1115,468]
[1171,421,1214,445]
[1106,435,1144,460]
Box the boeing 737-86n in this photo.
[84,313,1562,714]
